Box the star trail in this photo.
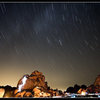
[0,3,100,91]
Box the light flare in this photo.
[81,91,87,95]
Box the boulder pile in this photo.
[14,70,51,97]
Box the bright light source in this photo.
[98,95,100,98]
[71,95,76,98]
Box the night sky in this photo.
[0,3,100,91]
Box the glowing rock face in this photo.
[33,87,41,94]
[0,88,5,97]
[18,76,27,92]
[33,87,51,97]
[17,70,48,91]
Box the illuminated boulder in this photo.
[14,89,19,95]
[3,85,16,97]
[77,88,82,94]
[14,89,34,97]
[77,88,87,95]
[32,86,51,97]
[29,70,48,90]
[17,74,34,91]
[16,70,51,97]
[32,86,41,97]
[24,91,33,97]
[14,90,26,97]
[17,70,48,91]
[0,88,5,97]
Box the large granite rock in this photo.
[0,88,5,97]
[94,75,100,86]
[87,75,100,93]
[17,70,48,91]
[15,70,51,97]
[0,70,62,98]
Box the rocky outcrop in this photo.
[0,85,16,97]
[87,75,100,93]
[17,74,34,91]
[66,84,87,93]
[0,88,5,97]
[32,86,51,97]
[14,70,51,97]
[14,89,34,97]
[0,70,64,97]
[94,75,100,86]
[17,70,48,92]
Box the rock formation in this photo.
[94,75,100,86]
[0,88,5,97]
[87,75,100,93]
[14,70,51,97]
[0,85,16,97]
[32,86,51,97]
[17,70,48,92]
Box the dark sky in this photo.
[0,3,100,91]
